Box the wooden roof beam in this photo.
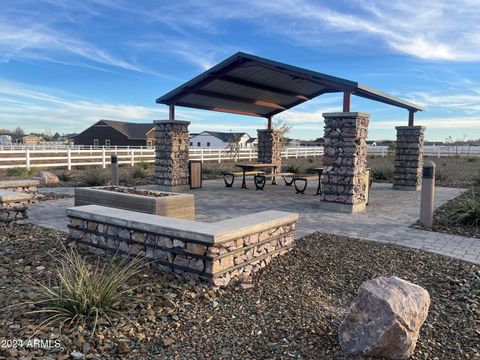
[193,89,286,110]
[175,102,264,118]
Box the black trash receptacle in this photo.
[189,160,202,189]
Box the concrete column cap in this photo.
[323,112,371,118]
[395,125,426,130]
[153,120,191,125]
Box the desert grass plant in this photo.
[131,165,149,179]
[82,168,109,187]
[371,167,394,182]
[448,188,480,227]
[6,167,38,178]
[57,171,74,182]
[29,246,147,334]
[137,160,152,170]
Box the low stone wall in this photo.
[67,205,299,287]
[0,180,39,203]
[0,190,30,226]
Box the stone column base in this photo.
[319,200,366,214]
[151,184,191,192]
[393,126,425,191]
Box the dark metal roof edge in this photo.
[156,53,244,104]
[355,84,425,111]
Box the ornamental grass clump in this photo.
[30,247,146,331]
[82,168,109,186]
[449,189,480,227]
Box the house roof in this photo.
[98,120,154,139]
[156,52,424,118]
[193,131,249,142]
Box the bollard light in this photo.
[111,155,119,186]
[420,161,435,228]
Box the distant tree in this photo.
[14,126,24,136]
[273,119,291,149]
[227,132,242,161]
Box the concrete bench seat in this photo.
[67,205,299,287]
[0,189,31,226]
[0,179,39,203]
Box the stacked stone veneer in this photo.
[0,190,31,226]
[0,179,39,203]
[320,112,370,213]
[67,205,299,287]
[154,120,190,189]
[393,126,426,191]
[257,129,282,172]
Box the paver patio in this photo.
[30,180,480,265]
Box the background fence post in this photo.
[25,149,30,170]
[102,147,106,169]
[130,149,134,166]
[67,149,72,170]
[200,148,204,163]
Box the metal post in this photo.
[111,155,119,186]
[169,105,175,121]
[343,91,351,112]
[267,116,272,130]
[408,110,415,126]
[420,161,435,228]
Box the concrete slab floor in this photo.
[27,179,479,265]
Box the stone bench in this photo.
[67,205,299,287]
[0,190,31,226]
[0,180,39,203]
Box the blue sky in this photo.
[0,0,479,141]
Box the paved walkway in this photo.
[29,180,480,265]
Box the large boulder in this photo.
[33,171,60,185]
[338,276,430,359]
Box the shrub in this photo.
[131,166,148,179]
[305,167,318,174]
[30,247,146,331]
[435,168,448,182]
[307,157,314,164]
[467,157,478,163]
[137,160,151,170]
[283,165,300,174]
[202,164,227,176]
[448,189,480,227]
[6,167,38,177]
[58,171,74,182]
[371,167,394,182]
[82,168,109,186]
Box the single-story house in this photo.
[189,131,255,148]
[19,135,42,144]
[73,119,155,147]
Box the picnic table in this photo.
[234,163,277,189]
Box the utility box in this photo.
[189,160,202,189]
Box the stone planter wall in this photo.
[67,205,299,287]
[0,180,39,203]
[154,120,190,190]
[257,129,282,171]
[74,187,195,220]
[320,112,370,213]
[393,126,425,191]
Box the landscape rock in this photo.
[338,276,430,359]
[34,171,60,185]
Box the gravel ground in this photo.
[37,192,74,202]
[0,224,479,359]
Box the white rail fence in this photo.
[368,145,480,158]
[0,147,324,170]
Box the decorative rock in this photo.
[34,171,60,185]
[117,339,130,353]
[338,276,430,359]
[70,350,85,360]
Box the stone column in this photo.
[320,112,370,213]
[257,129,282,171]
[393,126,425,191]
[154,120,190,191]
